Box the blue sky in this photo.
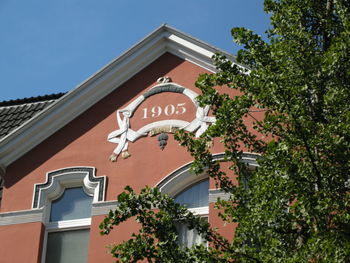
[0,0,270,101]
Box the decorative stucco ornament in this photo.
[121,151,131,159]
[107,79,216,161]
[157,132,168,150]
[149,125,177,136]
[109,154,117,162]
[157,76,172,83]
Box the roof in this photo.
[0,93,66,140]
[0,24,240,174]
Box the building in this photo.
[0,25,259,263]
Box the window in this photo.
[46,229,90,263]
[49,187,92,221]
[32,167,106,263]
[45,187,92,263]
[174,179,209,211]
[174,179,209,247]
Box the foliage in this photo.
[100,0,350,262]
[100,186,245,262]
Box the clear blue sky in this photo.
[0,0,270,101]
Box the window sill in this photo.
[46,217,91,231]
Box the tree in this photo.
[100,0,350,262]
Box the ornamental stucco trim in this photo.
[157,152,260,199]
[32,166,106,209]
[107,81,216,161]
[0,208,44,226]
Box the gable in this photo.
[0,25,237,175]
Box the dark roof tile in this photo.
[0,93,65,140]
[0,92,66,107]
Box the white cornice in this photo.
[91,200,119,216]
[0,208,43,226]
[0,25,238,169]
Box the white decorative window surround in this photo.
[107,79,216,161]
[157,152,259,203]
[32,166,106,210]
[157,161,207,198]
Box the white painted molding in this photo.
[46,218,91,231]
[209,189,230,202]
[156,161,207,198]
[32,167,106,209]
[157,152,260,198]
[0,208,43,226]
[91,200,119,216]
[188,206,209,216]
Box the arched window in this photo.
[49,187,93,222]
[174,179,209,210]
[174,179,209,247]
